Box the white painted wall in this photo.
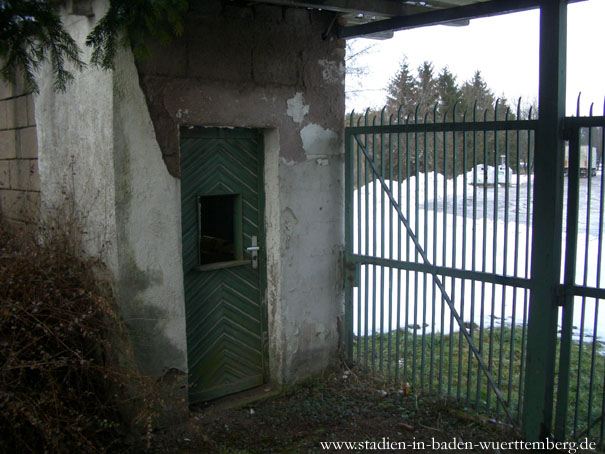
[35,0,188,376]
[111,49,187,376]
[35,6,117,270]
[277,125,344,380]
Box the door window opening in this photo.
[198,194,242,265]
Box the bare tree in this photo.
[345,39,378,104]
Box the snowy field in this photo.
[352,168,605,342]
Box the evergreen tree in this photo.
[460,70,495,116]
[378,58,534,180]
[437,66,461,120]
[386,57,416,120]
[414,61,439,114]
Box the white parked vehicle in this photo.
[470,161,514,186]
[470,163,495,185]
[564,144,597,177]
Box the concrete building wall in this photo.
[0,78,40,225]
[35,0,345,389]
[136,1,346,383]
[35,6,117,265]
[35,0,187,379]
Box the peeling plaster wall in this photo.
[35,0,344,389]
[136,0,346,383]
[35,0,187,382]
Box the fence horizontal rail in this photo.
[349,254,531,288]
[346,119,538,135]
[557,284,605,301]
[564,116,605,130]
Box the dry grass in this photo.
[0,218,158,453]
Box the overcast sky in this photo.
[345,0,605,116]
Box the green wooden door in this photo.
[180,127,266,403]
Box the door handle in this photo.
[246,236,260,269]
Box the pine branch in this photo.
[0,0,188,93]
[0,0,84,93]
[86,0,188,70]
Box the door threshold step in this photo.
[192,385,281,414]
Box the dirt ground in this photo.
[144,369,549,453]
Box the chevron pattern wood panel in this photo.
[180,128,265,403]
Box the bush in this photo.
[0,220,155,453]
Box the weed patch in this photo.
[0,220,157,453]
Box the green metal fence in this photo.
[344,99,605,443]
[554,101,605,444]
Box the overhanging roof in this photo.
[247,0,583,39]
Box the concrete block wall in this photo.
[135,0,346,383]
[0,79,40,225]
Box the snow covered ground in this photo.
[352,170,605,342]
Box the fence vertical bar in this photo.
[404,114,411,383]
[363,112,370,368]
[487,103,500,413]
[450,109,458,398]
[344,127,355,365]
[476,108,489,409]
[497,108,511,417]
[523,0,567,440]
[459,108,467,402]
[431,111,438,393]
[468,103,479,406]
[440,112,448,394]
[509,100,523,415]
[601,373,605,447]
[379,110,386,373]
[371,115,377,372]
[356,116,363,367]
[597,112,605,444]
[585,123,599,441]
[518,121,534,421]
[421,110,432,393]
[574,113,595,437]
[412,109,420,391]
[395,108,404,386]
[387,114,394,381]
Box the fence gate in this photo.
[554,108,605,443]
[344,102,605,443]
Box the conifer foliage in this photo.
[0,0,84,92]
[0,0,188,92]
[86,0,187,69]
[385,56,505,121]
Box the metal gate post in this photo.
[523,0,567,441]
[554,126,581,440]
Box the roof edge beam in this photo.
[254,0,427,17]
[337,0,544,39]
